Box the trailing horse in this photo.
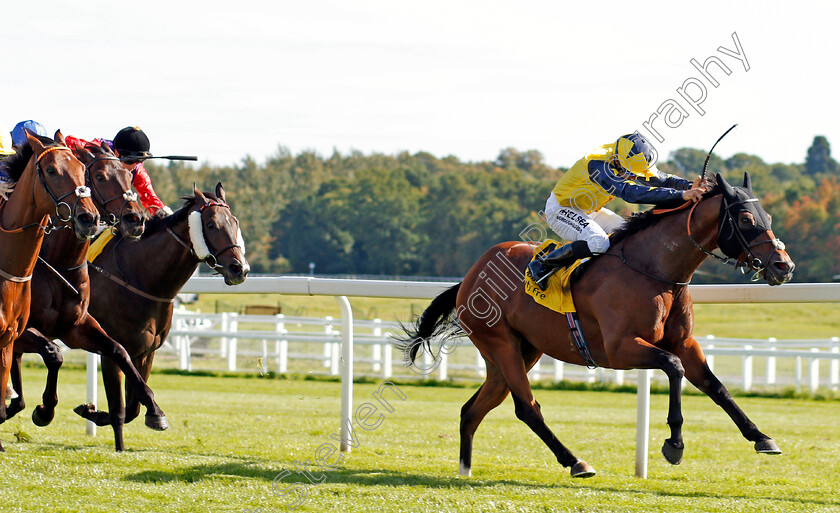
[74,183,249,451]
[6,141,169,436]
[0,131,99,450]
[399,172,794,478]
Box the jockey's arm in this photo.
[641,171,693,190]
[132,162,169,215]
[587,160,684,205]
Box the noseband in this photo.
[687,195,785,281]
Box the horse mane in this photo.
[140,192,221,238]
[0,134,61,182]
[608,174,722,246]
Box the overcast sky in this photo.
[3,0,838,170]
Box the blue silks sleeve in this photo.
[643,173,693,190]
[587,160,684,205]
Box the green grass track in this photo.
[1,366,839,512]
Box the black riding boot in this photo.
[528,240,593,290]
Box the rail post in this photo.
[337,296,354,453]
[85,353,100,436]
[635,369,652,478]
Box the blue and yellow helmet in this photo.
[613,133,659,177]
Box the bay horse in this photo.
[73,183,249,451]
[6,141,169,435]
[400,172,795,478]
[0,130,99,450]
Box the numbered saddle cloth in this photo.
[523,239,585,314]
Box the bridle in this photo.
[34,146,93,229]
[166,200,243,272]
[82,155,139,226]
[686,194,785,281]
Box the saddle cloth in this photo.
[87,229,115,262]
[523,239,585,314]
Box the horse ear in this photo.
[54,130,66,145]
[193,183,207,203]
[743,171,752,191]
[74,144,94,162]
[215,182,225,203]
[25,129,47,153]
[716,172,735,198]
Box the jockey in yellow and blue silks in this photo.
[528,132,705,289]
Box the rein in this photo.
[88,260,173,303]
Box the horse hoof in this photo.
[145,414,169,431]
[755,439,781,455]
[32,406,55,427]
[661,440,684,465]
[570,460,596,478]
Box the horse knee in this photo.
[512,395,540,423]
[656,352,684,380]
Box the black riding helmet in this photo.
[113,126,151,159]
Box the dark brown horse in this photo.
[400,172,795,478]
[0,131,100,450]
[72,183,249,450]
[6,141,169,435]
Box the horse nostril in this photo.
[229,262,243,276]
[775,260,794,274]
[78,212,98,227]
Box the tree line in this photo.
[145,136,840,283]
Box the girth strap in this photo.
[565,311,597,369]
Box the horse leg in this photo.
[673,338,780,454]
[487,334,594,477]
[459,341,543,477]
[609,337,686,464]
[0,343,13,451]
[62,318,168,431]
[101,358,126,451]
[124,352,155,425]
[9,329,64,426]
[6,351,25,420]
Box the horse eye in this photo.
[206,221,215,230]
[46,166,58,176]
[740,214,755,228]
[95,173,105,182]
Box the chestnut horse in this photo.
[72,183,249,451]
[0,131,99,450]
[6,142,168,434]
[400,172,795,478]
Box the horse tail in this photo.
[396,283,462,365]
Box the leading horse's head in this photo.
[27,131,100,239]
[714,172,795,286]
[73,142,145,239]
[188,182,249,285]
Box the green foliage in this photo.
[143,138,839,281]
[805,135,838,176]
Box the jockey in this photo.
[1,120,48,199]
[528,132,705,289]
[67,126,171,216]
[11,120,47,147]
